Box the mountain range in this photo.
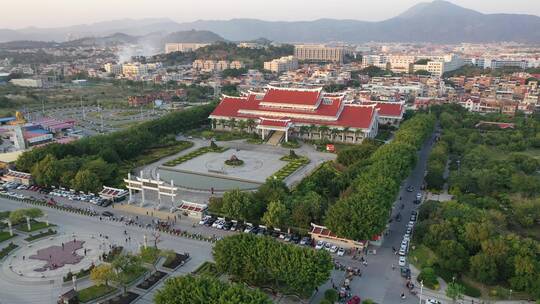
[1,1,540,44]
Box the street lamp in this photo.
[419,280,424,304]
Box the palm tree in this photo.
[238,120,247,132]
[218,119,226,129]
[229,118,237,130]
[309,124,317,139]
[318,125,330,140]
[354,129,362,143]
[246,119,256,133]
[330,128,340,141]
[342,127,350,142]
[299,126,309,138]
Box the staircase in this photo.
[266,131,285,146]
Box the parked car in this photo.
[101,211,114,217]
[411,210,418,216]
[337,247,345,256]
[398,256,407,267]
[324,242,332,251]
[347,296,361,304]
[315,240,325,250]
[300,237,311,246]
[406,186,415,192]
[426,299,442,304]
[416,192,422,200]
[330,245,338,253]
[291,235,300,244]
[410,215,417,222]
[199,215,211,225]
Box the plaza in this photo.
[158,148,289,191]
[2,234,110,283]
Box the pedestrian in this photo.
[315,287,319,293]
[392,264,395,270]
[128,236,131,242]
[146,211,148,215]
[22,256,25,261]
[61,243,64,250]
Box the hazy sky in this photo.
[2,0,540,29]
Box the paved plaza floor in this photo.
[2,234,110,284]
[169,148,287,183]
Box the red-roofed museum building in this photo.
[209,86,387,144]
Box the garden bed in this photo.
[270,157,310,182]
[162,252,189,270]
[24,229,56,242]
[100,291,139,304]
[104,246,124,262]
[136,271,167,290]
[163,146,228,167]
[0,231,16,243]
[77,284,116,303]
[192,261,222,278]
[63,265,95,282]
[0,242,18,259]
[15,220,54,232]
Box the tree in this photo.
[31,154,61,187]
[90,264,114,287]
[213,234,332,296]
[436,240,468,274]
[72,169,102,193]
[262,200,289,229]
[221,189,255,221]
[324,289,339,302]
[9,208,43,224]
[336,141,378,166]
[111,254,143,294]
[154,275,272,304]
[446,282,465,303]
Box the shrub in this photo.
[324,289,339,302]
[418,267,439,289]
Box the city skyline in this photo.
[1,0,540,29]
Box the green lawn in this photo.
[0,231,16,243]
[77,284,116,303]
[15,221,54,232]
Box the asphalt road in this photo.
[312,129,438,304]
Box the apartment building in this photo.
[122,63,148,78]
[165,43,210,54]
[264,56,299,73]
[294,45,344,63]
[192,60,245,72]
[103,63,122,75]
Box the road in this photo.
[312,129,438,304]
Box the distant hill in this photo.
[1,1,540,43]
[163,30,225,44]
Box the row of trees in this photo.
[324,114,435,240]
[155,275,272,304]
[16,104,215,191]
[213,233,332,296]
[425,141,449,190]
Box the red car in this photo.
[347,296,361,304]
